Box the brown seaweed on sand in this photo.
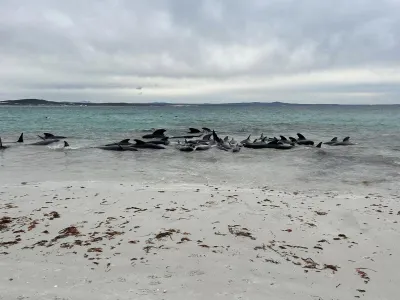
[0,240,19,247]
[88,247,103,253]
[49,211,60,219]
[155,229,178,240]
[59,226,80,236]
[356,268,372,283]
[228,225,256,240]
[0,216,13,231]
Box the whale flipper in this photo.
[297,133,306,140]
[17,133,24,143]
[316,142,322,148]
[37,135,45,140]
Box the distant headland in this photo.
[0,98,398,106]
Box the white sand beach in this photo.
[1,181,399,299]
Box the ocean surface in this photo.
[1,104,400,194]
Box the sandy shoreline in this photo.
[1,181,399,299]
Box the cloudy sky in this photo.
[1,0,400,104]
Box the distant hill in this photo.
[0,99,398,107]
[0,99,313,107]
[0,99,296,107]
[0,99,171,106]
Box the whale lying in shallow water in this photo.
[331,137,354,146]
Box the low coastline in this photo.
[1,181,399,299]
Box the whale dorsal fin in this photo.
[119,139,130,144]
[44,133,55,138]
[343,136,350,142]
[189,128,201,133]
[134,139,146,145]
[0,137,2,148]
[17,133,24,143]
[212,130,221,143]
[202,133,212,141]
[202,127,211,132]
[262,137,268,142]
[64,141,69,147]
[297,133,306,140]
[331,137,338,142]
[316,142,322,148]
[289,137,297,142]
[153,129,166,135]
[280,135,287,141]
[268,139,278,145]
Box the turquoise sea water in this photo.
[1,105,400,193]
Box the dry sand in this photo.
[1,181,399,299]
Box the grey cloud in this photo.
[0,0,400,103]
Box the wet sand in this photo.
[1,181,399,299]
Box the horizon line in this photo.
[1,98,400,106]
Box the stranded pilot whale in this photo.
[39,133,67,139]
[332,137,354,146]
[295,133,315,146]
[30,138,60,146]
[142,129,166,139]
[133,139,166,149]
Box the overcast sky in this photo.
[1,0,400,104]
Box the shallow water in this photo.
[1,104,399,193]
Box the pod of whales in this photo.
[1,129,355,154]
